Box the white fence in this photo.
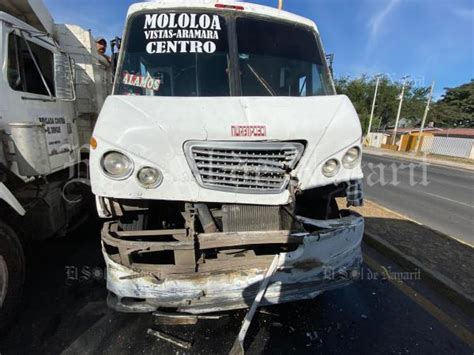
[420,136,434,153]
[421,136,474,159]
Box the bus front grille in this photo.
[184,141,304,194]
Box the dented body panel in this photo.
[91,96,363,205]
[103,212,363,314]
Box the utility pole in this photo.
[278,0,283,10]
[366,75,382,144]
[392,76,410,146]
[415,81,435,153]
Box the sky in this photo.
[43,0,474,98]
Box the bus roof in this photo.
[127,0,318,33]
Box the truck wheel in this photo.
[0,221,25,330]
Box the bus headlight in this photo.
[322,159,340,177]
[342,147,361,168]
[101,151,134,179]
[137,167,163,188]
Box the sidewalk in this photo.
[363,146,474,171]
[343,199,474,316]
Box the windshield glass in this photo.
[237,17,330,96]
[116,12,230,96]
[114,11,331,97]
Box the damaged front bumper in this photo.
[102,211,364,314]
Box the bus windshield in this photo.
[115,11,331,97]
[237,17,330,96]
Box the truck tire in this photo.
[0,221,25,330]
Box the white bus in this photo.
[90,0,365,314]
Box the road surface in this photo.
[0,219,472,354]
[362,153,474,246]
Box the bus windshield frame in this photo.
[113,9,335,97]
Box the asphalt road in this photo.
[362,154,474,246]
[0,219,472,354]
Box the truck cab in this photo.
[0,0,111,328]
[91,0,364,314]
[0,11,77,174]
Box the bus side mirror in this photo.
[325,53,334,76]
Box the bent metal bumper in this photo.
[102,212,364,314]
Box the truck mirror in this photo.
[54,52,76,101]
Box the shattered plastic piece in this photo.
[306,331,319,341]
[153,312,198,325]
[258,309,279,317]
[147,328,192,350]
[152,311,227,325]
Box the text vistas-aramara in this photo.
[143,13,222,54]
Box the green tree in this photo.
[336,76,474,129]
[371,77,400,129]
[335,75,418,133]
[402,85,431,124]
[431,80,474,126]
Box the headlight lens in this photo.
[322,159,340,177]
[342,147,361,168]
[101,152,133,179]
[137,167,163,188]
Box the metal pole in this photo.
[392,77,409,146]
[278,0,283,10]
[415,81,435,153]
[367,76,381,139]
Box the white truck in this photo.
[0,0,110,327]
[91,0,365,314]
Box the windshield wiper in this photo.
[246,64,277,96]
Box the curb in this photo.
[363,151,474,172]
[363,230,474,318]
[364,199,474,249]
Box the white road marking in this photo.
[422,191,474,208]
